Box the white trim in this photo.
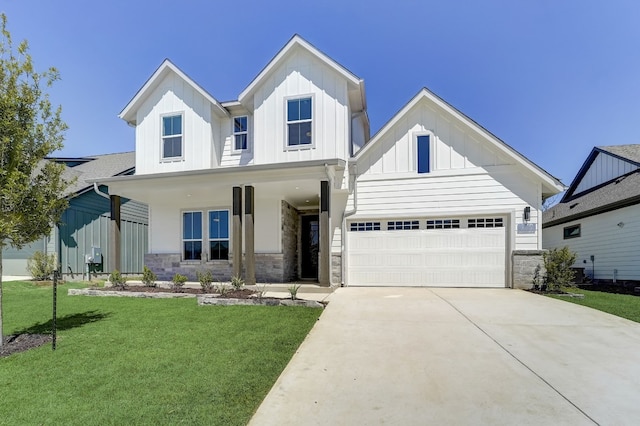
[231,115,251,154]
[181,210,203,261]
[284,94,315,151]
[207,209,231,260]
[180,207,232,262]
[160,112,185,162]
[412,130,435,174]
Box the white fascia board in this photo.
[119,59,228,125]
[238,35,362,107]
[353,88,565,194]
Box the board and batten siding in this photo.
[251,48,350,165]
[574,152,638,195]
[134,72,218,175]
[542,204,640,281]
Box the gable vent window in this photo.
[427,219,460,229]
[417,135,430,173]
[388,220,419,230]
[287,97,312,147]
[563,224,581,239]
[162,114,183,159]
[350,222,381,232]
[468,218,503,228]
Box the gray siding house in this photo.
[3,152,148,278]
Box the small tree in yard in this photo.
[0,14,71,347]
[543,246,577,291]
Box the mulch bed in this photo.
[577,283,640,296]
[0,334,52,358]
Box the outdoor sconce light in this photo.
[523,206,531,222]
[617,222,625,228]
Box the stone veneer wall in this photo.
[281,201,299,282]
[331,254,342,285]
[512,250,546,289]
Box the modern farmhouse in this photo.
[92,35,563,287]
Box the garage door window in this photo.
[468,218,503,228]
[388,220,419,230]
[427,219,460,229]
[350,222,381,231]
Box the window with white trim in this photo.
[417,134,430,173]
[287,97,312,147]
[233,116,248,151]
[468,218,503,228]
[350,222,381,231]
[183,211,202,260]
[162,114,183,159]
[388,220,419,230]
[426,219,460,229]
[209,210,229,260]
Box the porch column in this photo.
[232,186,243,279]
[110,195,121,272]
[319,180,330,286]
[245,185,255,285]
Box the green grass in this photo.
[549,287,640,323]
[0,281,322,425]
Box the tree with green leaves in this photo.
[0,14,71,347]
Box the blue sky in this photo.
[3,1,639,186]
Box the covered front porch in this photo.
[91,159,347,286]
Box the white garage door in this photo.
[347,217,506,287]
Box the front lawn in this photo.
[549,288,640,323]
[0,281,321,425]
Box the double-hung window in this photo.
[287,97,312,147]
[233,116,248,151]
[209,210,229,260]
[183,211,202,261]
[417,134,430,173]
[162,114,183,159]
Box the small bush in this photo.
[543,246,577,291]
[109,269,127,290]
[288,284,301,300]
[231,275,244,291]
[172,273,188,292]
[255,283,267,300]
[216,283,229,296]
[196,269,214,293]
[27,251,57,281]
[142,266,157,287]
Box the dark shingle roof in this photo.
[51,152,135,196]
[543,169,640,227]
[598,144,640,165]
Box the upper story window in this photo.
[162,114,183,159]
[563,224,581,239]
[233,116,248,151]
[287,97,312,147]
[417,134,430,173]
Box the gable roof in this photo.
[238,34,366,112]
[352,87,564,196]
[119,59,228,125]
[48,152,136,197]
[561,144,640,201]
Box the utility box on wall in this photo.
[85,246,104,273]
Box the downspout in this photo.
[324,164,335,286]
[341,162,358,286]
[93,182,110,199]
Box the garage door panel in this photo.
[347,223,506,287]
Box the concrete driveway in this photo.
[250,287,640,425]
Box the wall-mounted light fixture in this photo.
[617,222,625,228]
[523,206,531,223]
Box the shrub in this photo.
[231,275,244,291]
[109,269,127,290]
[288,284,301,300]
[196,269,214,293]
[216,283,229,296]
[142,266,157,287]
[543,246,577,291]
[27,251,56,280]
[172,273,188,292]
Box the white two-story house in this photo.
[93,35,564,287]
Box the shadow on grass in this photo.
[14,310,112,335]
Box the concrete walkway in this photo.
[250,287,640,425]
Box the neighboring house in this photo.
[92,35,563,288]
[543,145,640,283]
[2,152,148,278]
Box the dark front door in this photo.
[300,215,319,280]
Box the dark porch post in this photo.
[319,180,330,286]
[245,185,255,285]
[232,186,243,279]
[110,195,121,272]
